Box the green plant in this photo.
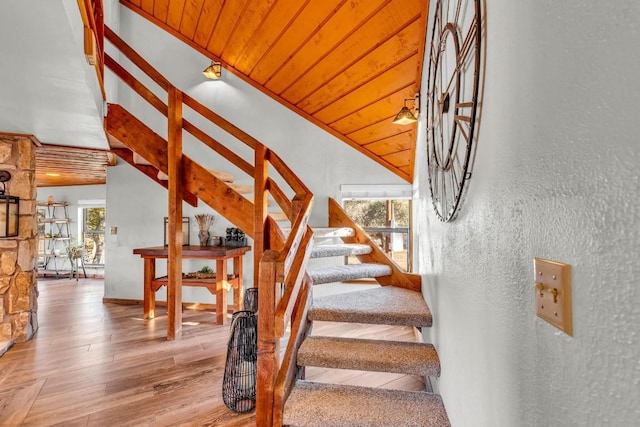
[198,265,214,274]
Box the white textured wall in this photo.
[103,6,404,302]
[415,1,640,426]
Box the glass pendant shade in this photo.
[392,106,418,125]
[203,61,222,79]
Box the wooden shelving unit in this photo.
[37,202,73,278]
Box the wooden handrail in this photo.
[266,178,293,218]
[104,54,169,115]
[105,26,171,90]
[269,150,311,198]
[273,279,313,426]
[183,93,258,150]
[277,194,314,279]
[104,24,316,425]
[275,230,314,337]
[77,0,105,99]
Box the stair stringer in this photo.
[106,103,255,237]
[327,198,422,292]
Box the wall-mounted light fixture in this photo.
[0,170,19,238]
[202,61,222,80]
[392,93,420,125]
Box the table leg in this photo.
[216,259,228,325]
[143,258,156,319]
[233,255,244,313]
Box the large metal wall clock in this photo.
[426,0,482,222]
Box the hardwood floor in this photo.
[0,279,424,426]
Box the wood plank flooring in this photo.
[0,278,424,426]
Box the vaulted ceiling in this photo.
[120,0,428,182]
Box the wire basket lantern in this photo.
[243,287,258,313]
[222,310,258,413]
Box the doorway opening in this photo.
[78,200,105,276]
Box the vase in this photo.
[198,230,210,246]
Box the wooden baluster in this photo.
[167,87,184,340]
[254,145,269,286]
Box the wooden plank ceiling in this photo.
[36,145,116,187]
[120,0,428,182]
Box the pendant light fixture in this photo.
[203,61,222,80]
[392,93,420,125]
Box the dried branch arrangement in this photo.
[194,213,215,231]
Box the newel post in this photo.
[256,250,280,426]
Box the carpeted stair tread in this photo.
[311,227,355,238]
[227,182,253,194]
[308,263,391,285]
[298,336,440,376]
[283,381,450,427]
[269,212,289,222]
[310,243,372,258]
[282,227,355,239]
[310,286,432,327]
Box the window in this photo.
[78,202,105,266]
[341,185,413,272]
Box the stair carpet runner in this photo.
[282,227,450,427]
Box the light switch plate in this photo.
[534,258,572,336]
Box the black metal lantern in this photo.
[222,310,257,413]
[0,170,19,238]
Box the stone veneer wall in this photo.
[0,135,38,356]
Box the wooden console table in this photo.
[133,245,251,327]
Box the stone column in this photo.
[0,134,38,356]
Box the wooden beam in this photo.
[111,147,199,207]
[167,87,183,340]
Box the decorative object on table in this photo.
[195,213,215,246]
[163,217,190,246]
[210,235,222,246]
[222,310,257,413]
[225,227,247,247]
[425,0,483,222]
[0,170,19,238]
[195,265,215,279]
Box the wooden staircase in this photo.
[100,20,448,427]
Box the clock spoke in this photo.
[455,118,471,142]
[437,1,445,35]
[454,0,463,26]
[458,15,478,68]
[451,149,463,190]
